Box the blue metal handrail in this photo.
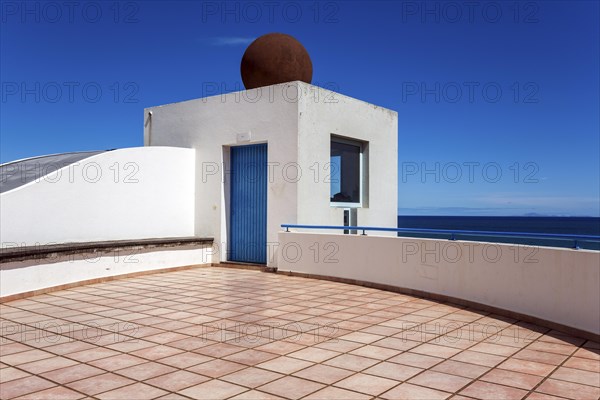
[281,224,600,249]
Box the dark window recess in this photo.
[330,140,361,204]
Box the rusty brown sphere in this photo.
[241,33,312,90]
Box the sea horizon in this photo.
[397,215,600,250]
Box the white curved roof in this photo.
[0,150,110,194]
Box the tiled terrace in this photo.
[1,267,598,400]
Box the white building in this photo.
[145,81,398,267]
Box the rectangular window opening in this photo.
[330,136,364,207]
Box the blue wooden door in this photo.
[229,144,268,264]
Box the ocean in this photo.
[397,216,600,250]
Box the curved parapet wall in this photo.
[277,232,600,339]
[0,238,213,300]
[1,147,196,246]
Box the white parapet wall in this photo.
[1,147,196,246]
[1,244,213,298]
[277,231,600,336]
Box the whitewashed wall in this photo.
[0,147,196,246]
[298,85,398,233]
[277,231,600,336]
[145,84,298,265]
[1,246,212,298]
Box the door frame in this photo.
[227,142,268,264]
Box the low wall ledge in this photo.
[0,237,214,263]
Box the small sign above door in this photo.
[236,131,251,142]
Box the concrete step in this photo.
[215,261,277,273]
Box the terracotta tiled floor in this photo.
[1,267,599,400]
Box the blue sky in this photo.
[1,0,598,216]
